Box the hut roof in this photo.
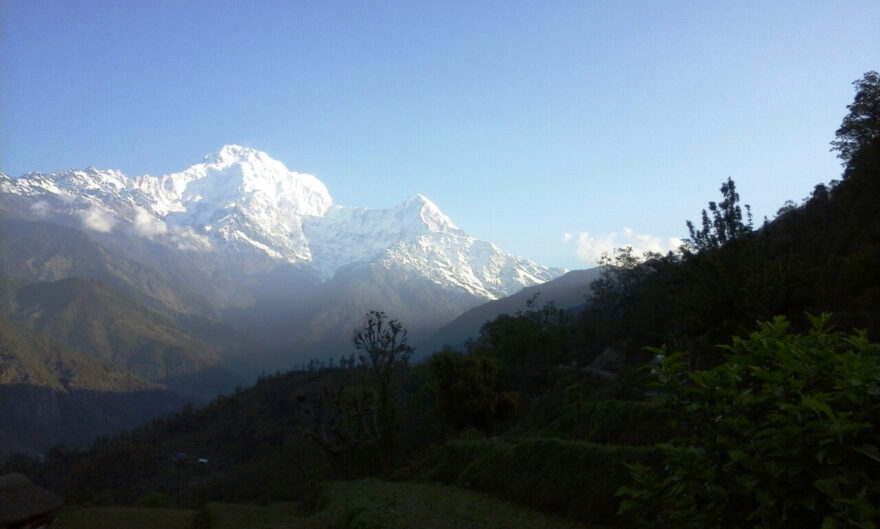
[0,473,63,526]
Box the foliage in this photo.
[56,506,199,529]
[201,502,301,529]
[685,176,753,254]
[416,437,653,525]
[831,71,880,164]
[352,310,413,463]
[468,294,571,393]
[549,399,670,446]
[296,372,381,477]
[589,247,662,313]
[582,247,674,362]
[427,350,513,432]
[300,479,587,529]
[619,315,880,528]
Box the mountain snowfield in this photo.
[1,145,562,300]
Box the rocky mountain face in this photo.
[1,146,563,357]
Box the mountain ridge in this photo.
[2,145,562,300]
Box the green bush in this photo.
[619,314,880,528]
[417,437,653,524]
[427,351,512,432]
[551,399,671,445]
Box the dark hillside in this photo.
[576,145,880,368]
[0,316,190,458]
[2,277,245,397]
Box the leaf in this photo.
[800,394,837,422]
[617,499,638,514]
[821,517,841,529]
[814,478,842,498]
[852,444,880,462]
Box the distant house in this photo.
[0,473,63,529]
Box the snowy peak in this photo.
[208,144,261,165]
[397,194,461,234]
[137,145,333,219]
[54,167,129,194]
[131,146,335,262]
[4,167,128,199]
[2,146,563,298]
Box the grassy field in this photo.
[55,506,199,529]
[56,479,591,529]
[297,479,589,529]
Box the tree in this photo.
[685,177,753,254]
[353,310,413,463]
[590,247,661,313]
[296,377,374,476]
[619,315,880,528]
[831,71,880,165]
[428,350,512,432]
[469,295,571,392]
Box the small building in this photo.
[0,473,64,529]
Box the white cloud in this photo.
[132,206,168,238]
[167,226,213,251]
[78,206,117,233]
[563,227,682,264]
[29,200,52,217]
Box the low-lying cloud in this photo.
[79,205,117,233]
[563,227,682,264]
[29,200,52,217]
[133,206,168,238]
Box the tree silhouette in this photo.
[353,310,413,463]
[831,71,880,165]
[685,177,752,254]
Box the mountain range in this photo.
[1,145,558,298]
[0,145,576,457]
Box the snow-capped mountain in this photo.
[2,145,562,300]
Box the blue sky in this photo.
[2,1,878,270]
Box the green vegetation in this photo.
[352,310,413,463]
[201,502,302,529]
[416,438,653,525]
[301,479,588,529]
[427,350,512,432]
[57,481,588,529]
[56,506,199,529]
[619,315,880,528]
[831,71,880,163]
[5,71,880,529]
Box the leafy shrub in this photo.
[551,399,671,445]
[427,351,512,432]
[417,437,653,524]
[619,314,880,528]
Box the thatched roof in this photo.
[0,473,63,526]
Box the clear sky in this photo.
[2,1,878,270]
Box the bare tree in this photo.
[353,310,413,463]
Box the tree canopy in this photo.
[831,71,880,164]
